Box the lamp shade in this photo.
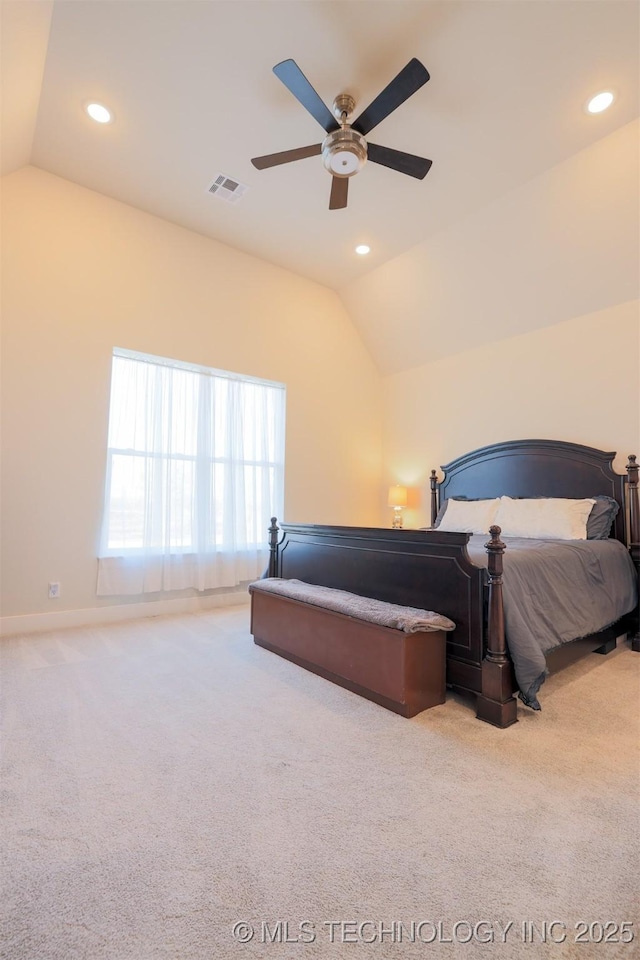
[388,485,408,508]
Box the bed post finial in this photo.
[268,517,280,579]
[430,470,438,527]
[626,456,640,652]
[476,525,518,728]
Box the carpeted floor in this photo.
[1,606,638,960]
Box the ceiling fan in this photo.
[251,58,432,210]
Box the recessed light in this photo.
[586,91,614,114]
[86,102,113,124]
[355,244,370,255]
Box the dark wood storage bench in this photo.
[249,582,451,718]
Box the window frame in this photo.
[99,347,286,558]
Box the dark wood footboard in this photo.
[264,520,517,724]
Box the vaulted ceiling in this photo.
[2,0,638,370]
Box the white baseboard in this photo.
[0,590,250,637]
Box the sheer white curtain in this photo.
[97,350,285,595]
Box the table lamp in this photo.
[388,485,408,529]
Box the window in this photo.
[97,349,285,595]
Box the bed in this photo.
[261,439,640,727]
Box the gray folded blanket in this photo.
[249,578,456,635]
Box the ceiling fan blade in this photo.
[273,59,340,134]
[352,58,430,136]
[329,176,348,210]
[251,144,322,170]
[367,142,432,180]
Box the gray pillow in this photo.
[586,495,619,539]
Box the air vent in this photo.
[208,174,248,203]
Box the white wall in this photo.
[340,120,639,375]
[382,301,639,529]
[370,122,639,527]
[1,167,383,620]
[0,1,53,176]
[3,112,638,621]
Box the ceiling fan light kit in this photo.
[251,57,432,210]
[322,128,367,177]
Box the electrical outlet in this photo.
[48,582,61,599]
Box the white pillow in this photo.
[495,497,596,540]
[437,498,500,535]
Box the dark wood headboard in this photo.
[431,439,630,545]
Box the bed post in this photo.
[430,470,439,527]
[476,525,518,728]
[267,517,280,578]
[626,456,640,652]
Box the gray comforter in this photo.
[466,536,637,709]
